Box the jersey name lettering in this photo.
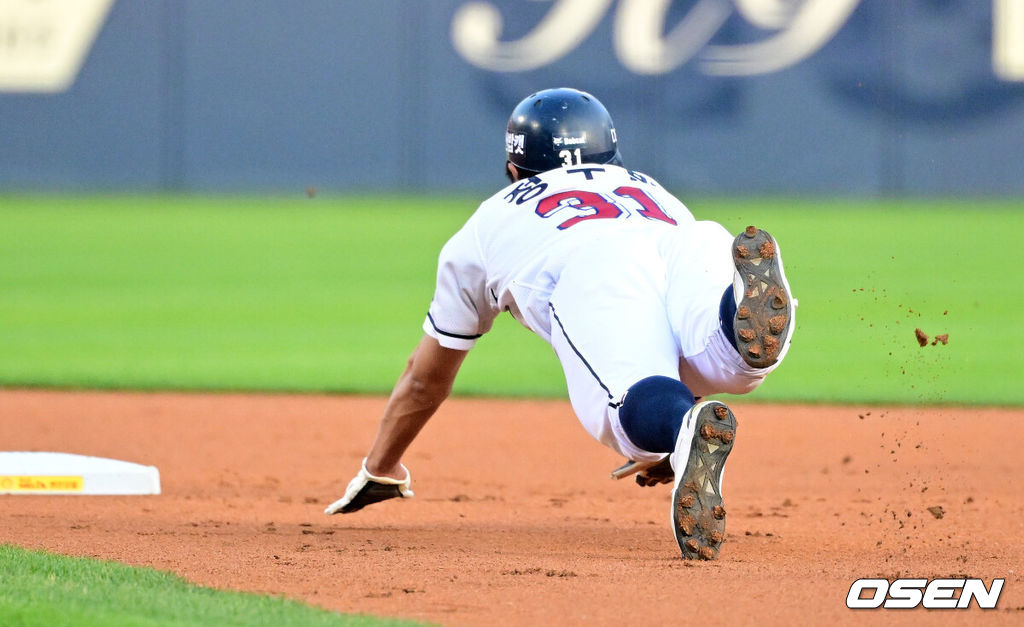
[565,166,604,180]
[503,176,549,205]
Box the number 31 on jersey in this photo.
[536,186,677,230]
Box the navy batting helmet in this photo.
[505,88,622,178]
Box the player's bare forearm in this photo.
[364,335,468,479]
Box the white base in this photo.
[0,452,160,495]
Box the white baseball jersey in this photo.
[423,164,775,460]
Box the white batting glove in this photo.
[323,459,414,515]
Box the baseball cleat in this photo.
[732,226,795,368]
[670,400,736,560]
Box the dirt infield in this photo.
[2,389,1022,625]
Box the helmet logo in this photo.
[553,133,586,147]
[506,131,526,154]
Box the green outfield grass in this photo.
[0,544,418,626]
[0,194,1021,405]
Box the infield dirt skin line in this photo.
[1,390,1022,626]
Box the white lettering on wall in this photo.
[699,0,861,76]
[613,0,733,76]
[452,0,1024,81]
[451,0,613,72]
[994,0,1024,80]
[0,0,115,92]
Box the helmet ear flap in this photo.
[505,88,620,176]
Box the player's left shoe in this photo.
[670,400,736,560]
[732,226,795,369]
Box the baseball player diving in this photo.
[325,88,795,560]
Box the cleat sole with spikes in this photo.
[672,401,737,560]
[732,226,794,369]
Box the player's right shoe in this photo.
[670,400,736,560]
[732,226,795,369]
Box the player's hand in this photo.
[611,456,674,487]
[634,461,674,487]
[324,459,414,514]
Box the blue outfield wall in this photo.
[2,0,1024,196]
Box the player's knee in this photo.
[721,372,766,396]
[406,374,452,408]
[617,376,695,454]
